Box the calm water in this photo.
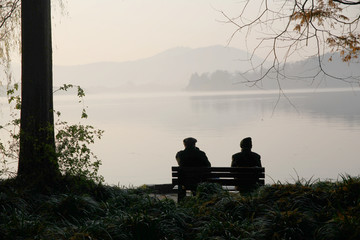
[2,88,360,186]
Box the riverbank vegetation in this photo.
[0,175,359,239]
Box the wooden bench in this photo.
[172,166,265,201]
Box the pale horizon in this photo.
[50,0,247,66]
[7,1,357,68]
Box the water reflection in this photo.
[188,89,360,128]
[2,89,360,186]
[54,88,360,186]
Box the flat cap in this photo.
[240,137,252,149]
[183,137,197,145]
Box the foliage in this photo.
[1,176,360,239]
[0,83,20,177]
[54,85,104,182]
[55,122,104,183]
[0,84,104,182]
[290,0,360,62]
[0,0,20,79]
[0,1,64,77]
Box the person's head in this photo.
[183,137,197,148]
[240,137,252,150]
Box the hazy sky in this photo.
[52,0,247,65]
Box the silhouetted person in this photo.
[231,137,261,168]
[176,137,211,167]
[176,137,210,197]
[231,137,262,192]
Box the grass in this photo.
[0,175,360,239]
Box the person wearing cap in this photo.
[231,137,261,168]
[231,137,262,192]
[176,137,211,197]
[176,137,211,167]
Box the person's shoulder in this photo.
[251,152,261,158]
[232,152,241,158]
[198,150,208,160]
[176,150,184,157]
[195,148,206,154]
[176,150,183,155]
[198,149,206,154]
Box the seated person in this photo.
[176,137,211,196]
[231,137,261,167]
[231,137,262,191]
[176,137,211,167]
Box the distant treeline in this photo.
[186,54,360,91]
[186,70,245,91]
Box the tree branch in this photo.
[223,0,360,89]
[332,0,360,5]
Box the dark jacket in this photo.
[231,150,261,168]
[231,150,262,191]
[176,147,211,167]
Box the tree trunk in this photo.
[18,0,60,183]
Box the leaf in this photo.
[293,24,301,33]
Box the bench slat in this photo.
[172,172,265,178]
[172,166,264,173]
[173,179,265,186]
[172,166,265,201]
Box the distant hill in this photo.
[4,46,359,93]
[52,45,262,92]
[185,53,360,91]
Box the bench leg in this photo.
[178,186,186,202]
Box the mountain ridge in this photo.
[4,45,359,93]
[52,45,261,92]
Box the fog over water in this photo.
[1,88,360,186]
[52,88,360,186]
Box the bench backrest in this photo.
[172,166,265,188]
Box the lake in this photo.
[2,88,360,186]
